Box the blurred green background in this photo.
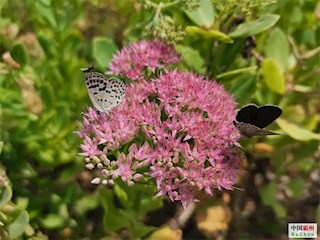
[0,0,319,239]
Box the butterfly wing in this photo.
[101,77,126,112]
[84,73,125,113]
[254,105,282,128]
[233,121,281,138]
[234,104,283,138]
[236,104,282,128]
[84,72,106,112]
[236,104,259,125]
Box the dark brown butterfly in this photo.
[233,104,282,138]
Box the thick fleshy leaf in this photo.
[265,28,289,73]
[175,45,205,73]
[229,14,280,38]
[186,26,233,43]
[98,188,131,231]
[10,44,28,67]
[74,195,99,215]
[41,214,65,229]
[140,196,163,216]
[35,0,57,28]
[9,210,29,239]
[260,183,287,218]
[196,205,231,233]
[0,185,12,208]
[184,0,214,28]
[37,34,57,57]
[149,226,182,240]
[277,118,320,141]
[261,58,285,94]
[92,37,118,68]
[260,183,277,205]
[272,202,287,218]
[230,74,256,106]
[0,141,3,153]
[114,182,129,204]
[0,0,8,10]
[288,178,306,198]
[132,222,154,239]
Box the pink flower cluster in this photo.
[77,39,243,208]
[108,39,181,80]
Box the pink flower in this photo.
[77,40,243,208]
[79,136,103,158]
[108,39,181,80]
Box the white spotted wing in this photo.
[84,72,125,113]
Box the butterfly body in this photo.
[82,69,125,113]
[234,104,282,138]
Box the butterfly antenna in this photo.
[232,186,245,191]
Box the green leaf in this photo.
[184,0,214,28]
[41,214,65,229]
[0,185,12,208]
[288,178,306,197]
[212,39,245,72]
[175,45,205,73]
[113,180,137,209]
[0,0,8,11]
[216,66,257,79]
[8,210,29,239]
[16,197,29,210]
[132,222,154,239]
[75,195,99,215]
[276,118,320,141]
[139,196,163,216]
[10,44,28,67]
[230,74,256,106]
[261,58,285,94]
[265,28,289,73]
[260,183,287,218]
[260,182,277,205]
[316,205,320,224]
[229,14,280,38]
[35,0,57,28]
[37,150,55,165]
[0,141,3,153]
[186,26,233,43]
[272,202,287,218]
[114,182,129,205]
[37,34,56,57]
[92,37,118,69]
[98,188,132,232]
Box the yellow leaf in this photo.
[277,118,320,141]
[196,205,231,238]
[261,58,285,94]
[16,76,44,115]
[149,226,182,240]
[186,26,233,43]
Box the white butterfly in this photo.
[82,67,125,113]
